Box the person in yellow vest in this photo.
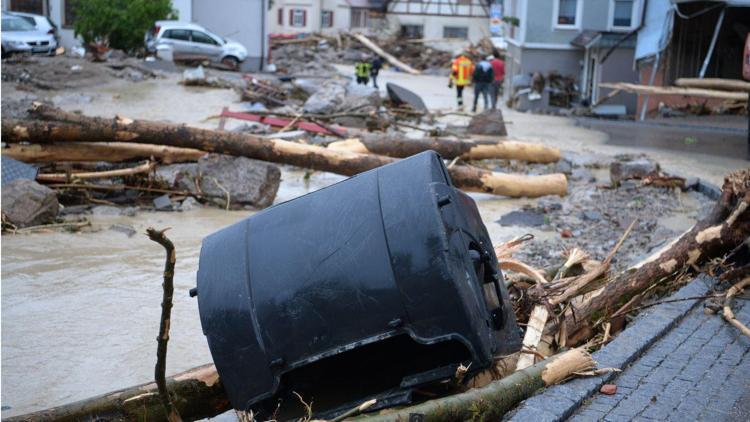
[449,54,474,110]
[355,54,372,85]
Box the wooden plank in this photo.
[348,33,421,75]
[675,78,750,92]
[598,82,748,101]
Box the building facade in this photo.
[503,0,643,113]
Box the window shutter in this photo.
[329,11,334,27]
[302,10,307,27]
[289,9,293,26]
[278,8,283,25]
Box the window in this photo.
[63,0,79,27]
[321,10,333,28]
[191,31,218,45]
[554,0,579,28]
[612,0,634,28]
[401,25,423,39]
[278,8,283,25]
[9,0,43,14]
[350,8,369,28]
[164,29,190,41]
[290,9,306,27]
[443,26,468,39]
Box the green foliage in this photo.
[72,0,177,52]
[502,16,520,27]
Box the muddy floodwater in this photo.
[1,165,707,417]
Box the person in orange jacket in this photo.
[449,54,474,110]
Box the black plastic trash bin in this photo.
[196,151,520,416]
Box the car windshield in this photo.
[2,17,36,31]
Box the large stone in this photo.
[302,80,346,114]
[154,163,199,192]
[197,154,281,209]
[467,110,508,136]
[2,179,59,227]
[610,157,659,185]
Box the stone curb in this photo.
[504,275,714,422]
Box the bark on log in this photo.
[361,348,595,421]
[348,33,421,75]
[2,142,206,163]
[553,169,750,344]
[4,364,230,422]
[675,78,750,92]
[327,134,561,163]
[3,108,568,198]
[598,82,749,101]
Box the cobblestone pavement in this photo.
[571,297,749,422]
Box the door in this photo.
[190,30,223,60]
[160,29,192,58]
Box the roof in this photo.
[571,31,636,50]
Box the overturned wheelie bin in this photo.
[196,151,521,419]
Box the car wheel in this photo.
[222,56,240,71]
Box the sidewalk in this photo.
[506,275,750,421]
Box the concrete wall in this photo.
[192,0,268,71]
[172,0,192,21]
[598,47,638,114]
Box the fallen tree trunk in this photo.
[555,169,750,344]
[598,82,748,101]
[348,33,421,75]
[327,134,561,163]
[4,364,230,422]
[3,108,567,198]
[675,78,750,92]
[362,348,595,421]
[2,142,206,163]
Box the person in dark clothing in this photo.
[370,56,384,88]
[472,58,494,112]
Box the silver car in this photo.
[145,21,248,69]
[1,13,57,57]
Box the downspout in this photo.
[698,6,725,79]
[260,0,267,70]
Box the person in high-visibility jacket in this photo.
[449,55,474,110]
[355,54,372,85]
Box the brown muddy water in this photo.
[0,165,707,417]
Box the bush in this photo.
[72,0,176,53]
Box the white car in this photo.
[1,12,57,57]
[145,21,248,69]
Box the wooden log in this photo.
[2,142,206,163]
[327,134,561,163]
[598,82,748,101]
[675,78,750,92]
[553,169,750,344]
[348,33,421,75]
[4,364,230,422]
[36,161,155,182]
[4,107,568,198]
[361,348,595,421]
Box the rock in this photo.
[182,66,206,83]
[467,110,508,136]
[600,384,617,395]
[120,207,138,217]
[610,157,659,185]
[497,209,546,227]
[198,154,281,209]
[154,163,199,192]
[554,158,573,175]
[303,80,346,114]
[560,228,573,238]
[582,210,602,221]
[153,194,174,210]
[91,205,124,216]
[570,167,594,182]
[1,179,59,227]
[109,223,137,237]
[179,196,201,211]
[293,79,320,96]
[127,69,144,82]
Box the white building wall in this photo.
[385,14,490,43]
[171,0,192,21]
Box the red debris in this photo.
[600,384,617,395]
[561,228,574,238]
[219,109,348,137]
